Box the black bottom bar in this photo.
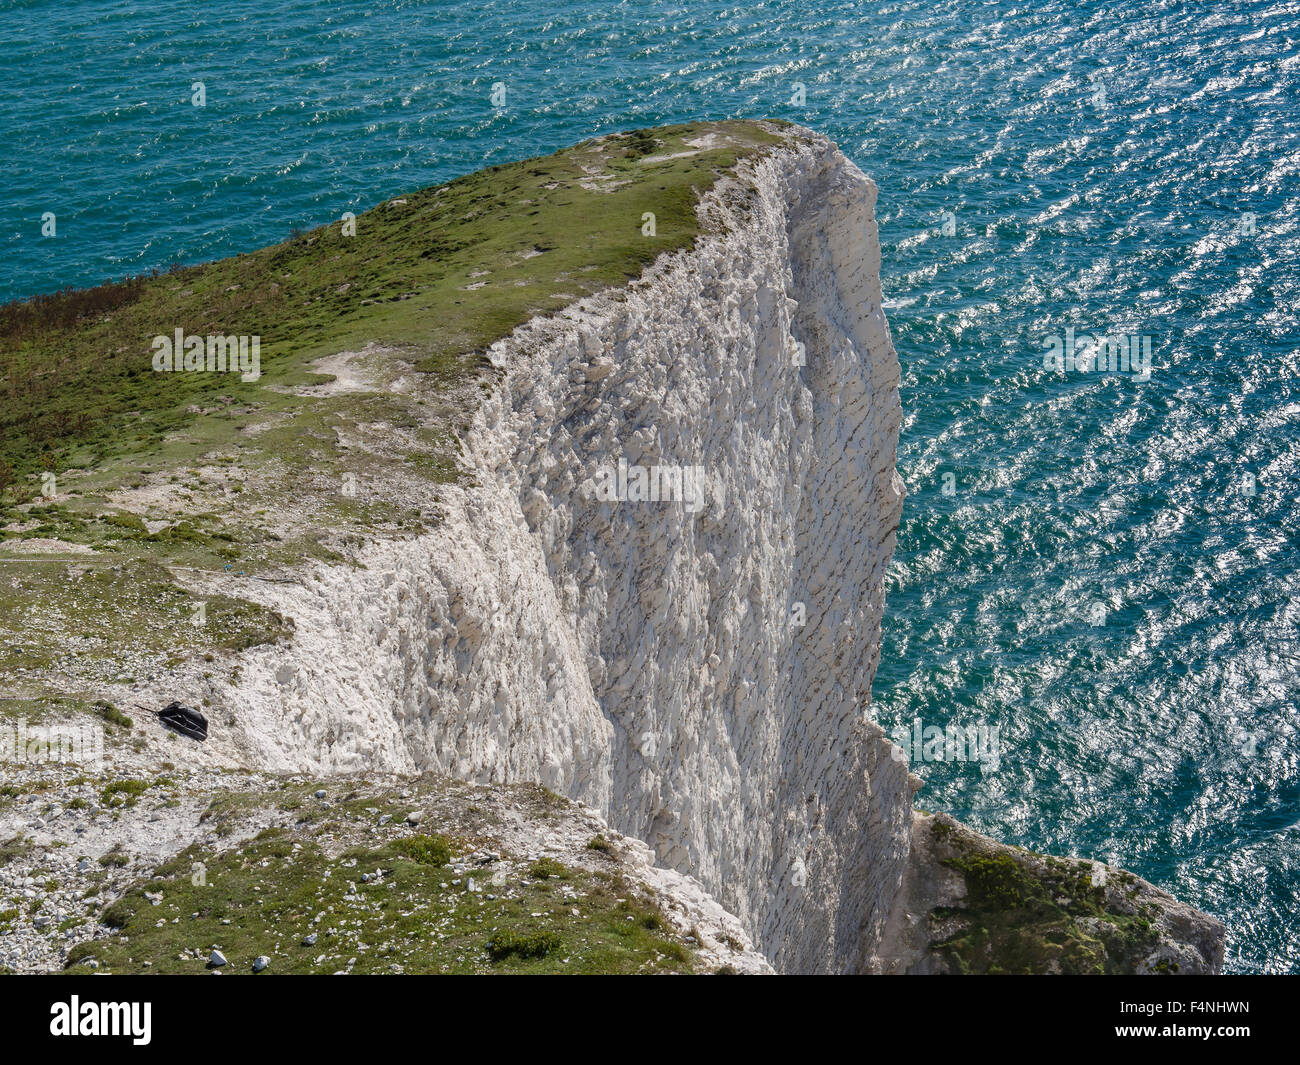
[0,973,1280,1051]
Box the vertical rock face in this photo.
[225,130,912,972]
[197,127,1226,974]
[479,133,911,973]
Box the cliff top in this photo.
[0,119,792,722]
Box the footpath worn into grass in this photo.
[0,120,785,491]
[0,120,791,721]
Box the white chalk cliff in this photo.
[212,128,1223,974]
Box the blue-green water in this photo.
[4,0,1297,972]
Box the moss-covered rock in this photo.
[870,813,1224,975]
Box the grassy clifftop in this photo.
[0,121,791,976]
[0,119,790,721]
[1,120,785,492]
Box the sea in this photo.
[3,0,1297,972]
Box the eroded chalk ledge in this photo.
[869,812,1226,975]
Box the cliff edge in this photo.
[0,121,1225,974]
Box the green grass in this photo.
[0,120,786,495]
[926,817,1162,975]
[92,701,133,730]
[68,829,697,975]
[528,856,569,880]
[0,119,791,725]
[0,835,34,869]
[486,929,562,961]
[391,834,453,867]
[99,776,172,809]
[0,556,291,705]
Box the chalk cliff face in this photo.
[222,130,908,973]
[483,134,912,974]
[210,128,1223,974]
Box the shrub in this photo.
[528,857,567,879]
[391,834,452,867]
[486,930,561,961]
[93,701,133,730]
[100,779,149,806]
[100,896,138,928]
[64,942,98,967]
[0,835,33,868]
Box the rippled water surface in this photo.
[4,0,1297,972]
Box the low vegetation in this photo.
[0,119,789,729]
[63,784,699,975]
[0,120,784,493]
[927,817,1161,974]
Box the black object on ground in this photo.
[156,701,208,742]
